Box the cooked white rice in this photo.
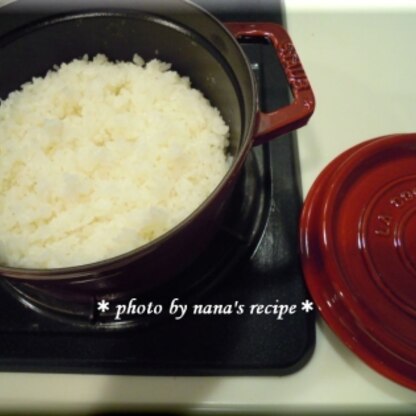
[0,54,231,268]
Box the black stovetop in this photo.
[0,0,315,375]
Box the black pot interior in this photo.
[0,6,255,157]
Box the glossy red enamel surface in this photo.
[225,22,315,145]
[300,134,416,391]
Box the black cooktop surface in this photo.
[0,0,315,375]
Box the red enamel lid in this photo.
[300,133,416,391]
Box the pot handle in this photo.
[225,22,315,146]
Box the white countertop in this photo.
[0,1,416,413]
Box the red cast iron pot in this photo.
[0,0,314,306]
